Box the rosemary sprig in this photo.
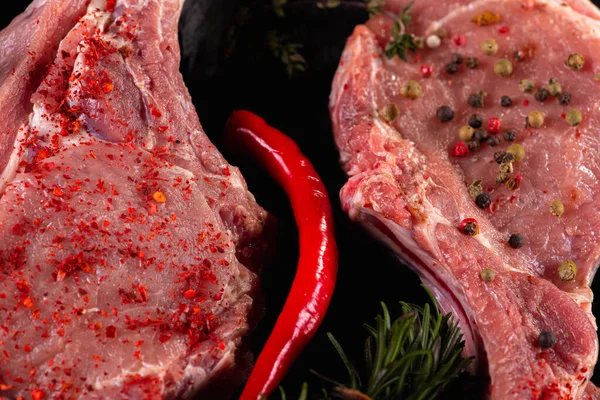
[266,30,307,77]
[383,2,416,61]
[272,286,473,399]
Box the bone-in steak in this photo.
[0,0,267,398]
[331,0,600,398]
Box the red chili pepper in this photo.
[225,111,338,400]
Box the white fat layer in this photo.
[0,121,29,197]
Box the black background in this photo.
[2,1,600,398]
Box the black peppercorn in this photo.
[558,92,572,106]
[451,53,463,64]
[500,95,512,107]
[467,140,480,151]
[468,93,484,108]
[468,114,483,128]
[534,88,550,102]
[508,233,524,249]
[494,151,514,164]
[488,136,501,147]
[503,130,516,141]
[463,222,477,236]
[445,62,458,74]
[538,331,556,349]
[436,106,454,122]
[473,128,488,143]
[465,56,479,69]
[475,193,491,209]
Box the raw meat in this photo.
[330,0,600,398]
[0,0,267,398]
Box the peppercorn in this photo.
[558,260,577,281]
[380,103,400,122]
[565,53,585,71]
[507,144,525,161]
[503,130,516,141]
[546,78,562,96]
[480,268,495,282]
[526,111,544,128]
[513,50,525,62]
[400,80,423,99]
[500,95,512,107]
[468,179,483,199]
[538,331,556,349]
[534,88,549,102]
[494,151,514,164]
[465,57,479,69]
[508,233,524,249]
[467,140,480,151]
[494,59,513,77]
[459,125,474,142]
[481,39,498,55]
[475,193,491,209]
[557,92,571,106]
[496,162,514,184]
[426,34,441,48]
[468,114,483,128]
[550,200,564,216]
[519,79,535,93]
[506,175,520,191]
[473,128,488,142]
[445,62,458,74]
[436,106,454,122]
[488,135,501,147]
[451,53,463,64]
[463,221,478,235]
[565,109,582,126]
[468,93,484,108]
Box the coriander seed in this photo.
[526,111,544,128]
[565,109,582,126]
[494,59,513,77]
[507,143,525,161]
[519,79,535,93]
[565,53,585,71]
[466,57,479,69]
[481,39,498,55]
[550,200,564,216]
[400,80,423,99]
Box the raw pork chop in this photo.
[0,0,267,398]
[331,0,600,398]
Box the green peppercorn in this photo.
[519,79,535,93]
[481,39,498,55]
[506,175,520,191]
[565,53,585,71]
[503,130,516,141]
[534,88,550,102]
[480,268,495,282]
[500,95,512,107]
[459,125,474,142]
[468,114,483,128]
[473,128,488,143]
[508,233,524,249]
[538,331,556,348]
[468,179,483,199]
[463,221,478,236]
[546,78,562,96]
[399,80,423,99]
[451,53,463,64]
[565,109,582,126]
[436,105,454,122]
[496,162,514,184]
[467,140,480,151]
[558,260,577,281]
[507,143,525,161]
[494,151,514,164]
[550,200,564,216]
[445,62,458,74]
[558,92,572,106]
[468,93,484,108]
[475,193,491,209]
[488,135,501,147]
[466,57,479,69]
[494,59,513,77]
[380,103,400,122]
[526,111,544,128]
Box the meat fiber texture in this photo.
[330,0,600,398]
[0,0,268,398]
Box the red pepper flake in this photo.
[103,83,114,93]
[31,389,45,400]
[523,99,529,106]
[158,332,172,343]
[487,118,500,134]
[23,297,34,308]
[472,11,501,26]
[157,126,169,132]
[561,113,566,119]
[498,25,510,34]
[53,187,63,197]
[24,345,32,353]
[0,384,13,390]
[151,108,162,118]
[452,142,468,157]
[135,340,144,347]
[451,35,466,47]
[137,284,148,302]
[106,0,116,12]
[148,202,158,215]
[420,65,433,78]
[184,289,196,300]
[105,325,117,338]
[153,191,166,203]
[103,220,110,227]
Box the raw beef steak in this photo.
[0,0,267,398]
[331,0,600,398]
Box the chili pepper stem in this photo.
[225,111,339,400]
